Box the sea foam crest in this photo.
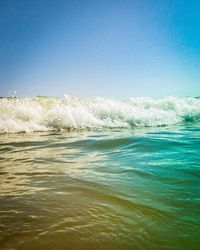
[0,95,200,133]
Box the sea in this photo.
[0,95,200,250]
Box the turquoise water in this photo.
[0,124,200,249]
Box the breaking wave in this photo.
[0,95,200,133]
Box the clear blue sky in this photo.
[0,0,200,98]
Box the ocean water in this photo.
[0,96,200,250]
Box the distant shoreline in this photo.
[0,95,200,99]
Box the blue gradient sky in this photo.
[0,0,200,98]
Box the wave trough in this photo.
[0,95,200,133]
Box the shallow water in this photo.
[0,125,200,250]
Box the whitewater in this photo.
[0,95,200,133]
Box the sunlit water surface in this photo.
[0,125,200,250]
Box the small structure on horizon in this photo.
[8,90,17,98]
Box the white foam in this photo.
[0,95,200,133]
